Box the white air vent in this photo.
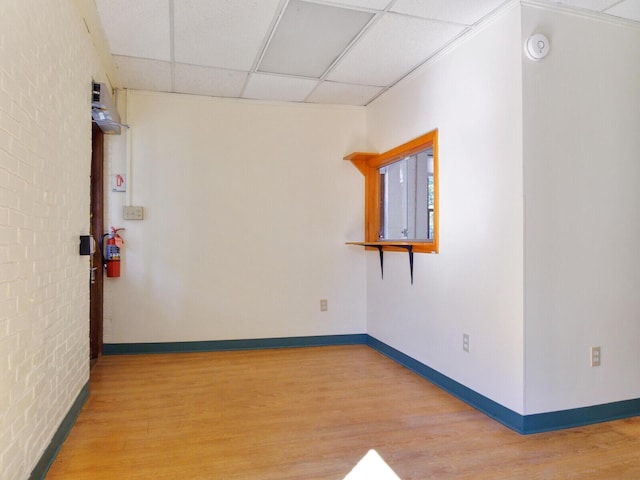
[91,82,122,135]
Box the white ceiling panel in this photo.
[174,64,248,98]
[391,0,509,26]
[95,0,171,61]
[604,0,640,21]
[243,74,319,103]
[94,0,640,106]
[550,0,621,11]
[320,0,393,11]
[114,56,172,92]
[327,13,465,86]
[259,0,374,78]
[174,0,282,70]
[307,81,384,105]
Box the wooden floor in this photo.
[46,345,640,479]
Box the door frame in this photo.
[90,123,104,362]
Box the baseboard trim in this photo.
[104,334,640,434]
[30,381,90,480]
[365,336,526,433]
[522,397,640,434]
[365,336,640,434]
[103,333,368,355]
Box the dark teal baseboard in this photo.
[365,336,640,435]
[103,334,640,435]
[365,336,526,432]
[30,381,90,480]
[522,397,640,433]
[103,333,368,355]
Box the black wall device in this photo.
[79,235,93,256]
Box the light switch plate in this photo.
[123,205,144,220]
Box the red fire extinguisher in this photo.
[102,227,125,277]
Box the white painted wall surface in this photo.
[104,92,367,343]
[0,1,114,478]
[522,5,640,414]
[366,4,525,413]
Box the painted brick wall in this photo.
[0,1,111,478]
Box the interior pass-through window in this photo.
[379,147,434,241]
[345,129,438,254]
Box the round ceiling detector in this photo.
[526,33,550,60]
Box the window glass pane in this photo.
[379,147,433,241]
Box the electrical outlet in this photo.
[123,205,144,220]
[590,346,601,367]
[320,299,328,312]
[462,334,470,353]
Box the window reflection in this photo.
[379,148,434,241]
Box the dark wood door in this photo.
[90,123,104,362]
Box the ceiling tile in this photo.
[321,0,393,10]
[259,0,374,78]
[95,0,170,60]
[174,64,248,98]
[243,73,319,102]
[114,56,173,92]
[173,0,282,70]
[307,81,383,105]
[550,0,621,11]
[96,0,638,106]
[327,13,465,86]
[391,0,509,26]
[604,0,640,21]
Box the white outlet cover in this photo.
[462,334,470,352]
[320,299,328,311]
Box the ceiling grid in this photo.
[94,0,640,106]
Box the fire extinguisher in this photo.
[102,227,125,277]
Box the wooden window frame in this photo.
[345,129,439,254]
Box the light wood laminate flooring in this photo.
[45,345,640,479]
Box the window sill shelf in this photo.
[347,241,428,284]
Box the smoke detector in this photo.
[526,34,550,60]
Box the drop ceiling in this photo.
[94,0,640,106]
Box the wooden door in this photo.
[90,123,104,363]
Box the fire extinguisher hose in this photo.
[100,232,110,267]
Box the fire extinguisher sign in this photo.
[112,174,126,192]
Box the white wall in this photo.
[0,1,115,478]
[104,91,367,343]
[523,5,640,414]
[1,4,637,478]
[366,3,525,413]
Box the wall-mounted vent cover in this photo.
[92,82,121,135]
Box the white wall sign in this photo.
[112,174,126,192]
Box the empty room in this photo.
[2,0,640,479]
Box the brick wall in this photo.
[0,1,112,478]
